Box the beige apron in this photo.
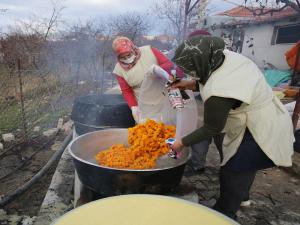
[200,50,294,167]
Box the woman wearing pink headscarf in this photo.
[112,36,183,122]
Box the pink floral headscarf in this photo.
[112,36,141,71]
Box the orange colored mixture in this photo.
[95,119,176,169]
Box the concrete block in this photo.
[33,126,41,132]
[0,142,3,150]
[57,118,64,130]
[43,128,58,137]
[62,121,73,135]
[2,133,15,142]
[34,149,74,225]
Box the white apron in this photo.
[113,45,158,99]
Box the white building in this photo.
[203,6,300,70]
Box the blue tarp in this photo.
[264,69,291,87]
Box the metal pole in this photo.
[291,41,300,130]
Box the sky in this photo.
[0,0,242,34]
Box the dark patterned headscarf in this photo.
[173,36,225,84]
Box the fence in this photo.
[0,47,117,142]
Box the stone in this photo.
[195,182,206,190]
[201,190,217,199]
[0,142,3,150]
[33,126,41,132]
[51,141,62,151]
[292,152,300,176]
[209,176,219,182]
[43,128,58,137]
[2,133,15,142]
[171,191,199,203]
[8,215,22,225]
[199,198,216,208]
[188,176,200,183]
[0,209,8,221]
[57,118,64,130]
[104,85,121,94]
[63,116,69,123]
[290,178,298,183]
[62,121,73,135]
[78,81,86,85]
[21,216,35,225]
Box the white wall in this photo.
[241,20,299,70]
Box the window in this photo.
[274,24,300,44]
[232,29,245,53]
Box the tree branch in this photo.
[187,0,200,14]
[244,0,300,15]
[245,3,288,16]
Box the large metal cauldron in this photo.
[69,129,190,197]
[71,94,135,135]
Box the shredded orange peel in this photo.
[95,119,176,169]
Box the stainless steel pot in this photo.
[69,129,190,196]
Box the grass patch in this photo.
[0,103,21,132]
[0,98,71,136]
[31,107,71,131]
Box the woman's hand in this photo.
[170,139,184,152]
[170,79,197,91]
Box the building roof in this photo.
[208,6,300,28]
[217,6,298,22]
[217,6,255,17]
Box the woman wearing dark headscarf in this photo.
[169,36,294,219]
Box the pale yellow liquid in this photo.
[53,195,239,225]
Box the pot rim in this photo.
[68,129,191,172]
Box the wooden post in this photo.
[101,53,105,94]
[17,58,28,142]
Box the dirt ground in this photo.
[183,143,300,225]
[181,100,300,225]
[0,133,66,218]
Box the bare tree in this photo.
[109,12,151,42]
[60,19,114,92]
[152,0,200,42]
[244,0,300,15]
[0,0,65,140]
[44,0,66,40]
[12,0,65,41]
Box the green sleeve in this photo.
[182,97,240,146]
[194,80,200,92]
